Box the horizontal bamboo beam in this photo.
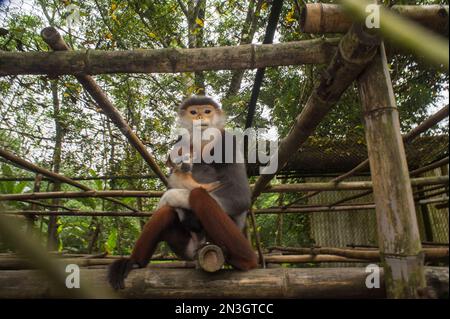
[258,204,374,214]
[0,190,164,201]
[0,148,94,191]
[0,173,158,182]
[0,267,447,298]
[1,177,447,202]
[0,148,137,212]
[403,105,449,143]
[0,38,339,76]
[284,105,449,208]
[300,4,449,35]
[267,247,448,261]
[324,158,449,209]
[0,257,194,270]
[0,211,154,217]
[2,198,446,218]
[0,204,376,216]
[22,200,78,212]
[265,254,368,263]
[265,176,448,193]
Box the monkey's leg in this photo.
[188,188,258,270]
[108,205,179,289]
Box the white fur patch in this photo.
[157,189,191,210]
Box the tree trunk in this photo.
[47,80,63,250]
[226,0,264,98]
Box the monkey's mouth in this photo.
[194,123,209,128]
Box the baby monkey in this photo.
[159,153,223,232]
[166,154,222,192]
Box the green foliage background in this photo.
[0,0,447,255]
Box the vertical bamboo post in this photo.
[26,174,42,234]
[357,43,426,298]
[416,185,434,242]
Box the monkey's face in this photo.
[179,105,225,131]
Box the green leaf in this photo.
[105,229,118,254]
[1,164,13,177]
[94,179,103,190]
[195,17,204,27]
[14,181,29,194]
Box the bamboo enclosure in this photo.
[0,2,449,299]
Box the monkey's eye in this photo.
[204,109,211,114]
[190,110,197,115]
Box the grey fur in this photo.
[179,95,221,111]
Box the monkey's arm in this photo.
[169,172,222,192]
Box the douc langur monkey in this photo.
[108,95,258,289]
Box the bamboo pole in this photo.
[267,247,448,261]
[358,42,425,298]
[257,204,375,214]
[251,23,381,200]
[334,103,449,181]
[0,257,194,270]
[0,148,137,212]
[0,38,339,76]
[22,200,78,212]
[300,4,449,35]
[0,176,446,202]
[0,173,158,182]
[410,157,449,177]
[2,197,446,217]
[284,105,449,208]
[0,211,154,217]
[25,174,42,233]
[265,254,368,263]
[342,0,449,70]
[416,186,435,242]
[0,267,447,298]
[326,159,449,208]
[412,184,446,197]
[264,176,448,193]
[403,105,449,143]
[40,27,169,187]
[0,190,164,201]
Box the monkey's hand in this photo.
[157,189,191,210]
[107,257,137,290]
[201,181,222,192]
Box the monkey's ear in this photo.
[213,109,227,128]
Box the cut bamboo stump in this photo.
[300,4,449,35]
[195,244,225,273]
[0,267,447,299]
